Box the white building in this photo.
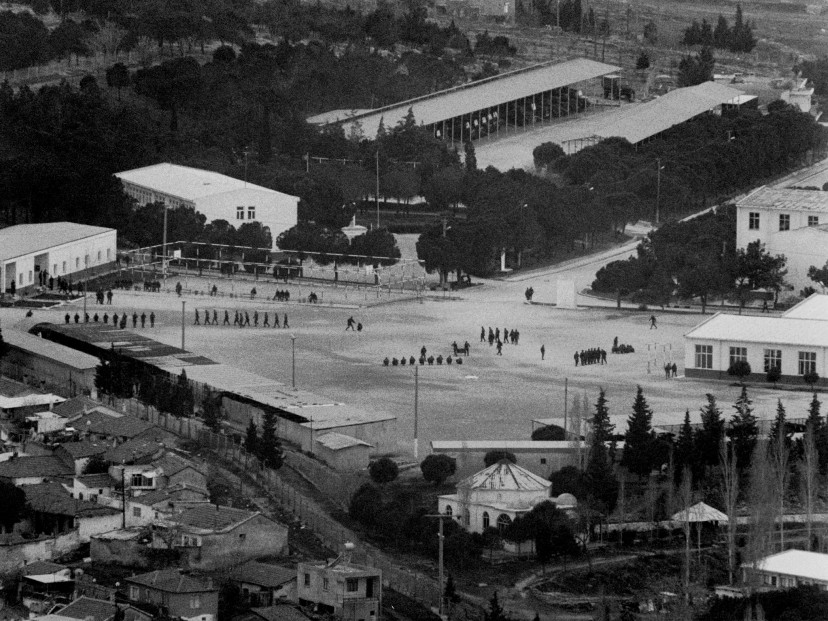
[438,460,560,552]
[735,186,828,293]
[684,293,828,385]
[0,223,116,295]
[114,164,299,250]
[742,549,828,590]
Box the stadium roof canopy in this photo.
[583,81,745,144]
[321,58,620,140]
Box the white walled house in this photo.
[743,549,828,589]
[684,293,828,385]
[114,164,299,250]
[0,223,116,295]
[438,460,552,552]
[736,186,828,293]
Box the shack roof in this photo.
[232,561,296,588]
[3,330,99,370]
[126,569,216,593]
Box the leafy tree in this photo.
[531,424,567,441]
[635,50,650,70]
[591,257,647,309]
[804,371,820,389]
[0,480,25,532]
[258,410,283,469]
[349,228,401,265]
[727,360,752,384]
[133,56,203,132]
[421,454,457,485]
[733,241,788,313]
[807,260,828,291]
[621,386,656,479]
[244,419,258,454]
[105,62,130,101]
[201,390,222,432]
[83,454,109,475]
[349,482,380,527]
[369,456,399,484]
[484,450,517,467]
[532,142,565,171]
[464,140,477,172]
[0,11,50,71]
[213,45,236,63]
[728,385,758,473]
[766,365,781,385]
[549,465,588,498]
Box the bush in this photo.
[766,366,782,384]
[484,450,517,467]
[804,370,820,387]
[369,457,399,484]
[727,360,751,382]
[533,142,565,170]
[421,454,457,485]
[531,424,567,441]
[350,482,381,526]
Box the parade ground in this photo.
[7,255,817,457]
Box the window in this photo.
[729,347,747,367]
[129,586,139,600]
[53,264,57,274]
[62,261,66,273]
[799,351,817,375]
[236,206,244,220]
[304,573,310,587]
[28,270,32,283]
[749,212,760,230]
[810,215,820,227]
[779,214,790,231]
[322,578,329,591]
[540,458,547,465]
[496,514,512,533]
[75,258,80,269]
[133,507,142,517]
[444,505,452,517]
[78,493,84,500]
[248,206,256,219]
[189,596,201,609]
[130,473,154,488]
[106,248,111,260]
[695,345,713,369]
[482,512,490,529]
[346,578,359,593]
[764,349,782,372]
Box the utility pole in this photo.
[413,365,419,459]
[375,150,380,229]
[291,334,296,390]
[162,203,169,278]
[121,465,127,529]
[655,157,663,225]
[425,513,451,618]
[563,377,568,435]
[181,300,186,350]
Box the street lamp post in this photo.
[656,158,665,225]
[181,300,186,350]
[162,202,169,278]
[291,334,296,390]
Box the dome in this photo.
[554,493,577,508]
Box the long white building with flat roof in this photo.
[684,293,828,385]
[115,164,299,249]
[0,223,116,295]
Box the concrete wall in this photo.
[180,514,288,570]
[77,513,123,542]
[2,349,96,398]
[314,443,370,472]
[0,531,81,574]
[91,535,149,568]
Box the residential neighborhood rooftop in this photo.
[25,481,120,517]
[747,549,828,582]
[76,411,153,439]
[0,455,73,480]
[233,561,296,588]
[315,432,371,451]
[126,569,216,593]
[170,504,259,532]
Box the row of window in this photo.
[236,206,256,220]
[302,574,359,592]
[696,345,817,374]
[14,250,112,286]
[748,211,819,231]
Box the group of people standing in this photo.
[95,288,114,305]
[575,348,607,366]
[65,311,155,328]
[194,309,289,329]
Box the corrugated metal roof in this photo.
[670,501,729,523]
[586,81,745,144]
[338,58,619,139]
[737,185,828,212]
[115,164,298,203]
[432,440,584,451]
[306,108,372,124]
[747,550,828,581]
[0,223,114,263]
[685,312,828,348]
[4,330,99,370]
[457,460,551,492]
[171,504,259,531]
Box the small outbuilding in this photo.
[314,432,372,471]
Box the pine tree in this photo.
[591,389,615,447]
[175,369,194,418]
[244,419,258,454]
[768,399,791,451]
[585,389,619,513]
[675,410,695,487]
[201,390,222,432]
[621,385,654,478]
[258,410,284,469]
[805,393,828,474]
[713,15,730,48]
[728,385,758,472]
[483,591,513,621]
[696,393,725,473]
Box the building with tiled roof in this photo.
[235,604,313,621]
[438,460,552,552]
[55,441,107,475]
[76,411,153,442]
[52,396,100,421]
[231,561,296,607]
[125,570,218,621]
[154,505,288,570]
[25,482,121,542]
[56,596,152,621]
[0,455,73,485]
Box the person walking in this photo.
[253,310,259,327]
[274,313,280,328]
[140,312,146,328]
[283,314,289,329]
[93,313,99,322]
[496,340,503,355]
[480,327,485,343]
[212,310,218,325]
[671,362,678,377]
[112,312,119,326]
[649,315,657,329]
[574,351,579,366]
[541,344,546,360]
[150,312,155,328]
[263,312,270,327]
[74,313,80,324]
[176,282,182,297]
[244,311,250,327]
[106,289,113,304]
[223,310,230,326]
[132,312,138,328]
[65,313,70,324]
[346,316,355,331]
[464,341,470,356]
[194,309,200,325]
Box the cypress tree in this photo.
[621,385,655,478]
[585,389,619,513]
[258,410,284,469]
[768,399,791,452]
[728,385,758,472]
[244,419,258,454]
[696,393,724,472]
[805,393,828,474]
[674,410,694,487]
